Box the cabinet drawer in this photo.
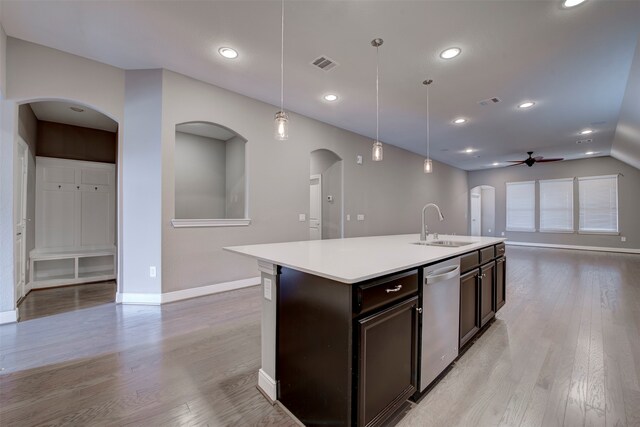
[355,271,418,316]
[480,246,495,264]
[460,251,479,274]
[496,243,506,257]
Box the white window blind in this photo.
[578,175,618,233]
[539,178,574,232]
[506,181,536,232]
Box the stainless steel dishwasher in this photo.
[420,256,461,392]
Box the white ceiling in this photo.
[29,100,118,132]
[2,0,639,170]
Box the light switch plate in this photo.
[356,155,363,165]
[346,214,351,221]
[501,231,505,236]
[299,214,306,221]
[621,236,626,242]
[357,214,365,221]
[149,266,156,278]
[263,278,272,301]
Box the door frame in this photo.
[14,137,28,302]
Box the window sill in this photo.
[539,230,575,234]
[578,230,620,236]
[171,218,251,228]
[505,228,536,233]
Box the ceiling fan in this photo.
[507,151,564,167]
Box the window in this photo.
[539,178,574,232]
[578,175,618,233]
[506,181,535,232]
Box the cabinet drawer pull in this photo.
[385,284,403,293]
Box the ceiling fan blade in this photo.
[507,161,526,166]
[506,160,526,163]
[537,158,564,162]
[533,156,544,161]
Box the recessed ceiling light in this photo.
[464,148,475,153]
[323,94,338,102]
[585,151,599,155]
[69,106,84,113]
[563,0,586,8]
[218,47,238,59]
[579,129,594,135]
[492,162,500,166]
[453,118,467,124]
[518,101,535,109]
[440,47,461,60]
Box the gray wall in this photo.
[481,187,496,236]
[175,131,226,219]
[322,161,342,240]
[161,70,469,293]
[122,69,162,295]
[17,104,37,283]
[225,135,246,219]
[468,156,640,249]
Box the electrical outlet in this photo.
[357,214,365,221]
[346,214,351,221]
[299,213,306,221]
[501,231,505,236]
[356,155,363,165]
[263,278,272,301]
[621,236,627,242]
[488,228,492,233]
[149,266,156,278]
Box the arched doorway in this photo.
[13,99,120,320]
[309,149,343,240]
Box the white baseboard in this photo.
[0,309,18,324]
[506,241,640,254]
[161,277,260,304]
[116,292,162,305]
[116,277,260,306]
[258,368,278,401]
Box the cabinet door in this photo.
[495,257,506,312]
[459,269,480,348]
[357,296,418,427]
[480,262,496,327]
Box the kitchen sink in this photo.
[412,240,474,247]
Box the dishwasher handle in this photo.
[425,265,461,285]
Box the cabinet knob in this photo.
[416,307,423,314]
[385,284,403,293]
[77,186,80,189]
[58,185,62,189]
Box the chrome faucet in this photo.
[420,203,444,241]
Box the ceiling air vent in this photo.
[478,97,501,106]
[311,55,339,72]
[576,138,593,144]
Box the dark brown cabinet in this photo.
[495,256,506,311]
[459,269,480,348]
[479,262,495,327]
[357,296,418,427]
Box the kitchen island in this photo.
[225,234,506,427]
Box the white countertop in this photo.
[225,234,506,284]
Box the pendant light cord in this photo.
[376,44,379,143]
[426,84,430,159]
[280,0,285,112]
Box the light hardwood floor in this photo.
[1,247,639,426]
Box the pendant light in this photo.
[371,38,384,161]
[274,0,289,140]
[423,79,433,174]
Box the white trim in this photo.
[506,241,640,254]
[578,231,620,236]
[258,368,278,401]
[116,292,162,305]
[258,260,278,275]
[161,277,260,304]
[0,310,18,324]
[505,228,536,232]
[116,277,260,306]
[171,218,251,228]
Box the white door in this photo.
[14,138,28,301]
[471,193,482,236]
[309,175,322,240]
